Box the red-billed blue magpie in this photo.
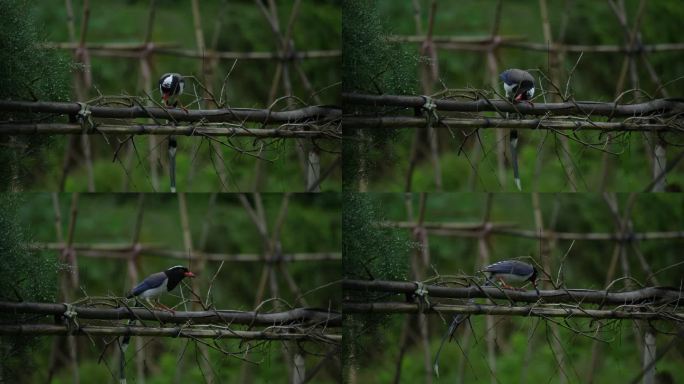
[126,265,195,311]
[433,260,539,377]
[500,69,535,191]
[483,259,539,294]
[159,73,185,193]
[120,265,194,382]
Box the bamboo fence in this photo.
[344,0,684,193]
[344,192,684,384]
[2,0,341,193]
[23,192,340,384]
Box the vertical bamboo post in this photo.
[139,0,159,192]
[532,193,567,383]
[539,0,577,191]
[176,192,214,382]
[292,352,306,384]
[77,0,95,192]
[392,193,415,383]
[642,329,656,384]
[478,194,496,384]
[190,0,230,191]
[62,193,81,384]
[128,194,146,383]
[486,0,506,189]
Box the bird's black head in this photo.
[164,265,195,291]
[529,266,541,296]
[528,266,538,283]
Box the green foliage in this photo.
[0,194,58,382]
[342,192,413,376]
[0,0,71,190]
[342,0,417,95]
[342,0,419,191]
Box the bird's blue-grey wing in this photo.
[130,271,167,297]
[485,260,532,275]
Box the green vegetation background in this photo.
[12,0,340,192]
[349,193,684,383]
[345,0,684,192]
[4,193,341,383]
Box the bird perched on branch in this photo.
[433,259,540,377]
[121,265,194,383]
[500,68,535,191]
[483,259,540,295]
[159,72,185,193]
[126,265,195,311]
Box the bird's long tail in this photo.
[510,129,521,191]
[168,135,177,193]
[119,318,135,384]
[433,308,471,378]
[433,280,493,377]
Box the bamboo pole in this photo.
[342,302,684,321]
[342,280,684,305]
[0,302,341,325]
[43,43,339,59]
[140,0,159,192]
[0,123,339,138]
[341,94,684,117]
[479,194,496,384]
[0,324,341,342]
[0,101,341,124]
[532,192,567,383]
[129,193,146,383]
[343,116,679,131]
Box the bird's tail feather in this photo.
[510,129,521,191]
[119,318,135,384]
[168,135,177,193]
[433,298,474,377]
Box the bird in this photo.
[120,265,194,383]
[158,73,185,193]
[499,68,535,191]
[433,259,540,377]
[126,265,195,311]
[482,259,540,295]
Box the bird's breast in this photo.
[137,280,168,299]
[490,272,530,283]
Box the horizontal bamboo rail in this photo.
[0,100,341,124]
[388,35,526,44]
[381,221,516,230]
[391,35,684,54]
[344,116,679,131]
[0,123,339,138]
[343,280,684,306]
[342,302,684,321]
[0,301,341,326]
[42,42,340,60]
[382,221,684,241]
[30,243,341,261]
[502,41,684,54]
[343,93,684,117]
[0,324,341,342]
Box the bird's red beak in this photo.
[184,271,196,278]
[515,93,523,101]
[162,93,169,102]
